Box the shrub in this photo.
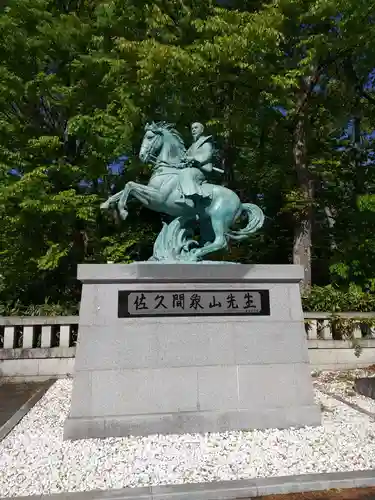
[0,298,78,316]
[302,283,375,312]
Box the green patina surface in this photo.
[101,121,264,262]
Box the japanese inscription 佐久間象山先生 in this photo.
[118,290,270,317]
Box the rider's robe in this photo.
[179,135,213,198]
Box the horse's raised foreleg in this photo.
[117,181,164,220]
[100,190,123,210]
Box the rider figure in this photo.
[176,122,214,207]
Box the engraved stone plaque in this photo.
[118,289,270,317]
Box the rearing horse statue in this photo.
[100,121,264,262]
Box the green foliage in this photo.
[0,298,78,316]
[0,0,375,314]
[303,283,375,312]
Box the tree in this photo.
[0,0,153,308]
[1,0,375,312]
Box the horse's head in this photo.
[139,121,186,166]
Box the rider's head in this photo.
[191,122,204,141]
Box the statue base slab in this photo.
[64,263,320,440]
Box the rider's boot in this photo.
[175,193,186,205]
[175,193,194,208]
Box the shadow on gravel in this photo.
[0,379,54,428]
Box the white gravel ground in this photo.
[1,377,375,497]
[313,368,375,415]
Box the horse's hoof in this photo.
[119,210,128,221]
[188,247,200,259]
[100,202,109,210]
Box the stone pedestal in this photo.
[64,263,320,440]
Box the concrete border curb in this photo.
[0,379,54,442]
[2,469,375,500]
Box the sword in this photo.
[213,167,224,174]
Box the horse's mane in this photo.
[145,121,186,154]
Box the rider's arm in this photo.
[190,143,213,173]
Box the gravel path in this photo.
[1,378,375,497]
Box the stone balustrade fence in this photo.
[1,313,375,379]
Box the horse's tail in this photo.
[226,203,265,241]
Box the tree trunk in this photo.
[324,205,337,251]
[293,215,312,290]
[222,137,237,188]
[293,94,314,292]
